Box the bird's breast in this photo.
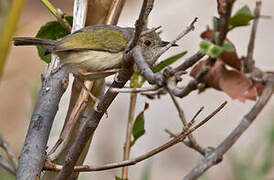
[56,50,123,75]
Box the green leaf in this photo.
[35,16,73,63]
[131,103,149,146]
[200,40,223,58]
[229,5,254,29]
[152,51,187,73]
[222,40,235,51]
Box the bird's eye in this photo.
[144,40,152,47]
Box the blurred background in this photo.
[1,0,274,179]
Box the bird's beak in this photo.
[160,41,179,47]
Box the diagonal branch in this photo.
[44,102,226,172]
[183,75,274,180]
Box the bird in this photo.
[13,25,176,80]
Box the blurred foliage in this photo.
[0,167,15,180]
[141,160,152,180]
[230,119,274,180]
[0,0,10,33]
[0,0,25,79]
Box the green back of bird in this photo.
[53,28,128,53]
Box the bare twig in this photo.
[141,25,162,36]
[244,0,262,73]
[0,133,17,169]
[172,51,205,73]
[164,106,205,155]
[167,90,206,155]
[152,17,198,63]
[40,0,72,32]
[110,85,159,93]
[44,102,225,172]
[183,76,274,180]
[121,93,137,179]
[0,155,16,175]
[216,0,236,46]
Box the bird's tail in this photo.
[13,37,56,48]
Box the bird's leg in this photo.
[75,77,100,112]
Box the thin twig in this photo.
[244,0,262,73]
[151,17,198,63]
[40,0,71,32]
[167,91,206,155]
[164,106,205,155]
[0,134,17,169]
[216,0,236,46]
[0,155,16,175]
[141,26,162,36]
[110,86,160,93]
[121,93,137,179]
[44,102,226,172]
[183,76,274,180]
[172,51,205,73]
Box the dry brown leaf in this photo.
[190,60,259,102]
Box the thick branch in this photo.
[183,76,274,180]
[16,67,69,180]
[16,0,88,179]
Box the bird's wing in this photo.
[53,28,128,53]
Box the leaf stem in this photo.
[40,0,71,32]
[122,93,137,179]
